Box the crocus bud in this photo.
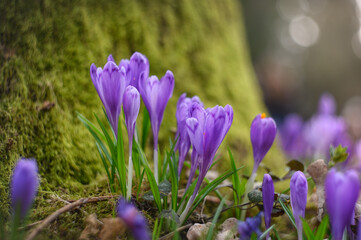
[238,213,263,240]
[250,113,277,174]
[262,174,274,231]
[119,59,131,86]
[129,52,149,90]
[90,59,127,136]
[325,169,360,240]
[10,158,39,220]
[123,86,140,143]
[117,198,150,240]
[290,171,308,240]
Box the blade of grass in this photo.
[136,141,162,211]
[278,199,296,228]
[302,218,315,240]
[259,224,276,240]
[229,148,241,218]
[273,228,281,240]
[141,108,151,150]
[206,198,226,240]
[117,118,127,196]
[77,112,106,141]
[315,215,329,240]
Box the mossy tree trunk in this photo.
[0,0,282,234]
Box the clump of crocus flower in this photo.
[325,169,360,240]
[175,93,203,177]
[90,58,127,136]
[262,174,274,239]
[139,70,175,183]
[290,171,308,240]
[123,86,141,200]
[179,104,233,223]
[238,213,263,240]
[117,198,150,240]
[10,158,39,221]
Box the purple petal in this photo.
[119,59,131,86]
[290,171,308,234]
[129,52,149,90]
[123,86,140,140]
[262,174,274,229]
[318,92,336,115]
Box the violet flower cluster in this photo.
[279,93,352,162]
[10,158,39,220]
[117,197,150,240]
[176,97,233,222]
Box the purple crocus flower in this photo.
[290,171,308,240]
[180,104,233,222]
[175,93,203,176]
[123,86,141,200]
[250,113,277,174]
[325,169,360,240]
[238,213,263,240]
[318,92,336,115]
[10,158,39,220]
[90,57,127,136]
[279,114,306,160]
[129,52,149,90]
[139,70,175,182]
[262,174,274,232]
[117,198,150,240]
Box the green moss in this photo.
[0,0,285,237]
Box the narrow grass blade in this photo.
[278,198,296,228]
[259,224,276,240]
[117,118,127,196]
[206,198,226,240]
[229,148,241,218]
[141,108,151,150]
[77,112,106,141]
[301,218,315,240]
[315,215,329,240]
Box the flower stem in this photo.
[154,147,159,184]
[126,137,133,200]
[240,171,257,220]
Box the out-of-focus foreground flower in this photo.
[117,198,150,240]
[10,158,39,220]
[238,213,263,240]
[325,169,360,240]
[262,174,274,233]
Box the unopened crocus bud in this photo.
[117,198,150,240]
[90,58,127,136]
[325,169,360,240]
[10,158,39,220]
[290,171,308,240]
[250,113,277,174]
[262,174,274,232]
[318,92,336,115]
[238,213,263,240]
[123,86,140,143]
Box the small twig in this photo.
[25,196,115,240]
[159,223,193,240]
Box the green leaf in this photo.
[206,198,226,240]
[116,114,126,195]
[167,151,179,211]
[301,218,315,240]
[278,198,296,229]
[77,112,106,141]
[315,215,329,240]
[329,144,349,164]
[177,178,198,212]
[229,148,241,218]
[259,224,275,240]
[136,141,162,211]
[273,228,281,240]
[184,167,242,222]
[141,108,151,150]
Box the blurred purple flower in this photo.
[318,92,336,115]
[10,158,39,220]
[123,86,141,146]
[250,113,277,174]
[129,52,149,90]
[325,169,360,240]
[303,114,349,161]
[90,58,127,136]
[279,114,306,160]
[290,171,308,240]
[238,213,263,240]
[117,198,150,240]
[175,93,203,176]
[262,174,274,230]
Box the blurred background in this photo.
[241,0,361,125]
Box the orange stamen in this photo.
[261,113,266,119]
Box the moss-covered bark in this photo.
[0,0,284,236]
